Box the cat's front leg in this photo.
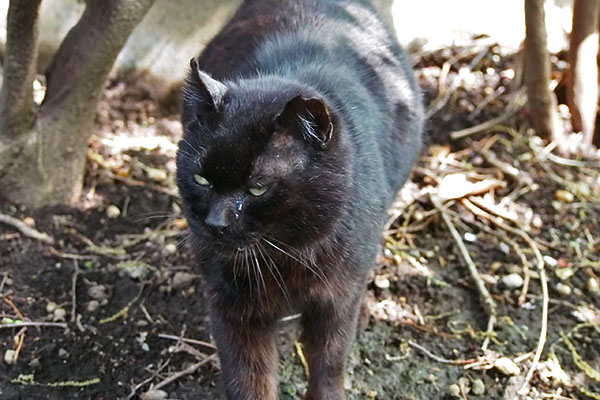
[300,296,363,400]
[209,306,278,400]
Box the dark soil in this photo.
[1,41,599,400]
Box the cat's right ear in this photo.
[276,96,334,149]
[188,57,227,113]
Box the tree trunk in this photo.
[0,0,155,208]
[0,0,41,138]
[524,0,556,140]
[567,0,600,147]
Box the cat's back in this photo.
[197,0,385,78]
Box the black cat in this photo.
[176,0,424,398]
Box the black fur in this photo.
[176,1,424,398]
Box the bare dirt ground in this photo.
[1,41,599,400]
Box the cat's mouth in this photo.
[213,233,262,251]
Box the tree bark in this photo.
[0,0,155,207]
[567,0,600,146]
[524,0,556,140]
[0,0,42,137]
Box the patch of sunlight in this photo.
[100,134,178,154]
[392,0,573,53]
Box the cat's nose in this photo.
[205,205,230,235]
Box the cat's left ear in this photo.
[277,96,333,149]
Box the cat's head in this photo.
[176,58,349,253]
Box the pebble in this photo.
[551,200,563,211]
[87,300,100,312]
[448,384,461,398]
[574,181,591,198]
[555,267,574,281]
[555,189,574,203]
[494,357,520,375]
[499,242,510,254]
[502,273,523,289]
[46,301,58,313]
[141,342,150,352]
[587,278,600,297]
[471,378,485,395]
[531,214,543,229]
[457,376,470,393]
[88,284,110,301]
[490,261,502,272]
[171,271,196,290]
[106,205,121,219]
[463,232,477,242]
[383,248,393,259]
[146,167,168,182]
[556,282,572,296]
[543,255,558,267]
[4,349,16,365]
[140,390,168,400]
[53,308,67,322]
[374,275,390,289]
[123,263,151,280]
[163,243,177,256]
[413,210,425,221]
[28,358,40,368]
[506,264,522,274]
[480,273,498,285]
[58,348,69,358]
[23,217,36,227]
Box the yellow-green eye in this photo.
[249,186,268,196]
[194,174,210,186]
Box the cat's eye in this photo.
[194,174,210,186]
[248,185,268,197]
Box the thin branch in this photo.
[0,321,67,329]
[455,195,549,393]
[408,340,474,365]
[450,89,526,140]
[151,354,217,391]
[0,213,54,245]
[157,334,216,350]
[430,193,497,351]
[71,260,81,323]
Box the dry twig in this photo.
[450,89,526,140]
[151,354,218,391]
[430,193,497,351]
[0,321,68,329]
[457,198,549,393]
[157,333,216,350]
[408,340,475,365]
[0,213,54,245]
[71,260,81,323]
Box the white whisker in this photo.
[251,245,268,301]
[262,237,330,289]
[243,248,252,298]
[256,242,290,304]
